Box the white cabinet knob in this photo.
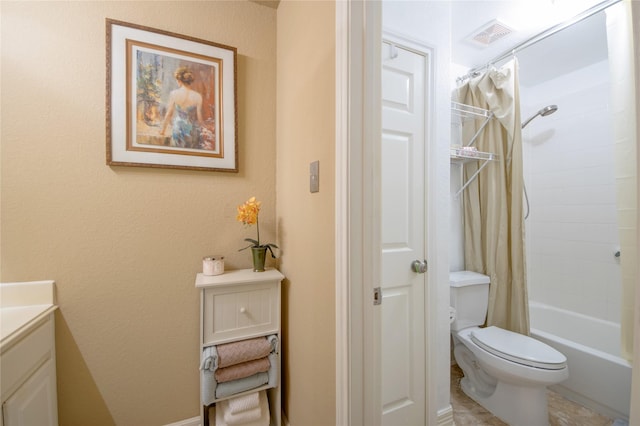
[240,307,246,313]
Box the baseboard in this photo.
[163,416,200,426]
[437,405,455,426]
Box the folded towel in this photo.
[201,335,279,405]
[200,346,218,405]
[226,391,260,414]
[225,404,261,425]
[267,351,278,389]
[215,357,270,383]
[216,390,270,426]
[216,391,270,426]
[267,334,278,352]
[200,345,219,371]
[215,372,269,399]
[218,337,274,368]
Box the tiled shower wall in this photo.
[520,59,622,323]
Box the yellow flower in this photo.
[236,196,261,225]
[236,196,278,256]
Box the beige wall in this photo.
[1,1,277,424]
[276,1,336,425]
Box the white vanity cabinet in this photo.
[196,269,284,426]
[1,281,58,426]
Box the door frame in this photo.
[335,1,381,425]
[335,2,449,425]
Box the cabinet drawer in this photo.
[203,281,279,345]
[1,315,54,398]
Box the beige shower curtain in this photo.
[455,59,529,335]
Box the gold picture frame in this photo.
[106,19,238,172]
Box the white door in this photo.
[380,40,427,426]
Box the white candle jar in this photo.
[203,255,224,276]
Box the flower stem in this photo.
[256,216,260,246]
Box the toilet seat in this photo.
[471,326,567,370]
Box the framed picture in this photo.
[106,19,238,172]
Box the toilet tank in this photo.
[450,271,490,331]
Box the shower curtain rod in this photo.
[459,0,622,81]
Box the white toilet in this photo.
[450,271,569,425]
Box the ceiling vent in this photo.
[468,20,513,47]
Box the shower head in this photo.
[540,105,558,116]
[521,104,558,129]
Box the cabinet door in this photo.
[3,359,58,426]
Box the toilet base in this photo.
[453,334,559,426]
[460,375,550,425]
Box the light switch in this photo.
[310,161,319,193]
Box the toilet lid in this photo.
[471,326,567,370]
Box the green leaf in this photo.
[266,245,278,259]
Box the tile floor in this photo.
[450,364,615,426]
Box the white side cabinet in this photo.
[1,281,58,426]
[196,268,284,426]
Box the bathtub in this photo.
[529,301,631,421]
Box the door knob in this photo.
[411,260,427,274]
